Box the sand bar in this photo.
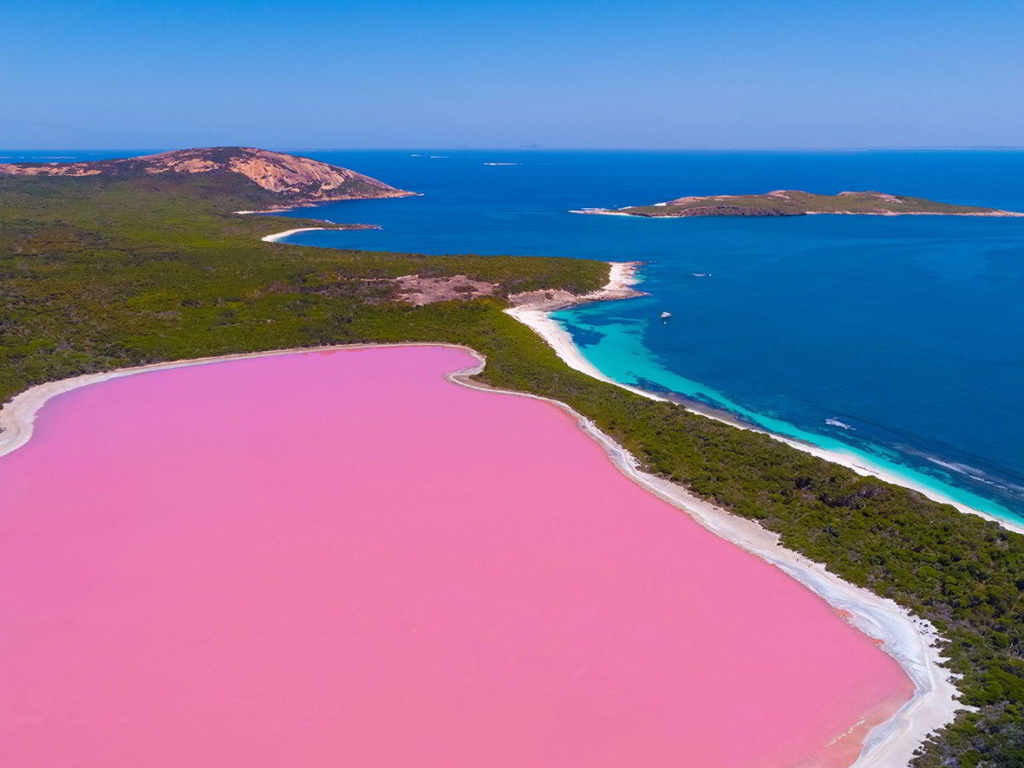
[260,226,327,242]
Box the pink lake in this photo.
[0,346,911,767]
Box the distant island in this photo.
[574,189,1023,218]
[0,147,414,210]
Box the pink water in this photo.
[0,347,912,767]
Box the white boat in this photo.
[660,311,672,319]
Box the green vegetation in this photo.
[615,190,1013,217]
[1,171,1021,767]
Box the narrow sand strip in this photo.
[0,338,959,767]
[506,263,1024,536]
[260,227,327,242]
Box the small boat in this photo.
[660,311,672,319]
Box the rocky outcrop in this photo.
[0,147,413,206]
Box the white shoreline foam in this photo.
[0,340,964,768]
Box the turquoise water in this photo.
[14,150,1023,524]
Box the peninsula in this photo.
[575,189,1023,218]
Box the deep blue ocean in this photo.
[9,149,1023,524]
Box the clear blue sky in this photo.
[2,0,1021,149]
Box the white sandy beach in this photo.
[260,226,328,242]
[567,208,635,216]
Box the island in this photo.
[0,149,1021,768]
[575,189,1023,217]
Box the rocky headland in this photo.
[0,147,414,208]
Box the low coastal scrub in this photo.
[1,174,1021,767]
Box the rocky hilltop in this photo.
[577,189,1022,218]
[0,147,413,207]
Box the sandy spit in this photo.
[567,208,635,216]
[260,227,328,242]
[0,335,962,768]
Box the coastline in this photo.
[235,190,420,216]
[506,262,1024,536]
[242,215,383,243]
[0,340,960,768]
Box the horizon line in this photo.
[3,145,1024,153]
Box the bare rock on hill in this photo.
[0,147,414,206]
[393,275,498,305]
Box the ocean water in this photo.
[12,149,1024,523]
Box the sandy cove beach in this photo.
[250,220,383,243]
[260,227,328,242]
[233,211,332,242]
[0,335,958,768]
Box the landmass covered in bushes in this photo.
[1,167,1020,767]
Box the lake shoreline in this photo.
[0,339,959,768]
